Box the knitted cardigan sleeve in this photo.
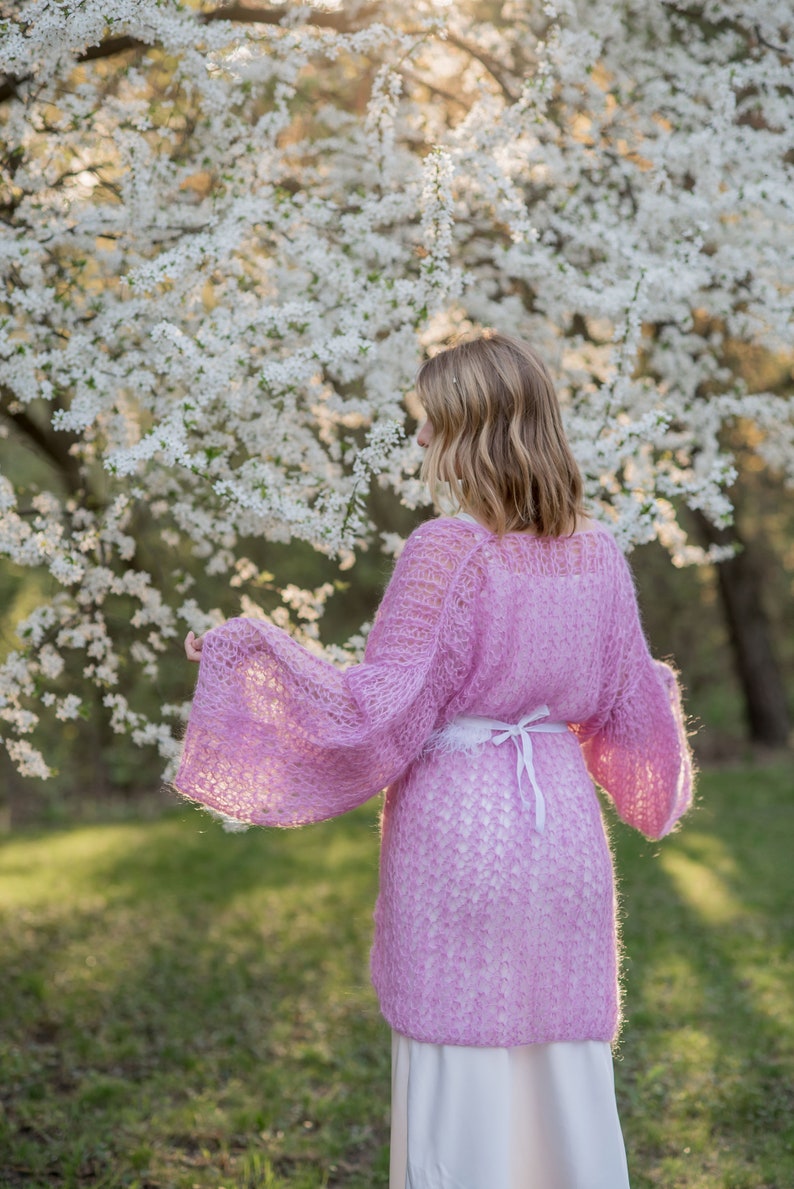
[576,549,694,840]
[174,519,481,827]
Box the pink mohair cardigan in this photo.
[175,516,693,1047]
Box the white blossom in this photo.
[0,0,791,776]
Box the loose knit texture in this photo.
[176,516,693,1047]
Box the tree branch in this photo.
[0,3,385,104]
[752,24,792,60]
[402,67,470,113]
[443,31,518,105]
[0,388,83,497]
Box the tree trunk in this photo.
[692,511,790,746]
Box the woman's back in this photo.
[448,520,623,728]
[372,517,633,1047]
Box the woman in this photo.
[178,332,693,1188]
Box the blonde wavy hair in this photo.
[416,332,585,537]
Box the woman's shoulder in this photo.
[393,516,488,584]
[404,514,487,551]
[401,514,624,567]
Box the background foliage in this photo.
[0,0,792,800]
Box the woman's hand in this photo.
[185,630,204,663]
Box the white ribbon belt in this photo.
[438,705,569,833]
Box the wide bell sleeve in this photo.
[576,550,694,840]
[174,519,483,827]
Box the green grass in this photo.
[0,765,792,1188]
[613,762,794,1189]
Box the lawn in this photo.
[1,764,792,1188]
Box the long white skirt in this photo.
[389,1032,631,1189]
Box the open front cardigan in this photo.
[176,516,693,1047]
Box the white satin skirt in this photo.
[389,1032,631,1189]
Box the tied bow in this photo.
[487,706,569,833]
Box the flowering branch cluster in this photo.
[0,0,791,777]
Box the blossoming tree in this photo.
[0,0,791,781]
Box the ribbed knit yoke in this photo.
[176,516,693,1046]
